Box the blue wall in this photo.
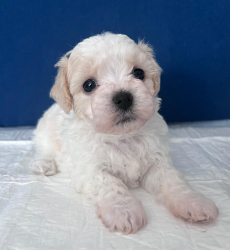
[1,0,230,126]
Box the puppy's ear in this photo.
[138,41,162,96]
[50,51,72,113]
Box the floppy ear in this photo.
[50,52,73,113]
[138,41,162,96]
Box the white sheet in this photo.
[0,121,230,250]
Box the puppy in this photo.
[33,33,218,234]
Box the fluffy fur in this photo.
[33,33,218,234]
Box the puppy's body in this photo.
[33,33,218,234]
[34,100,167,189]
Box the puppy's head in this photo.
[50,33,162,135]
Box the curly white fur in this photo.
[33,33,218,234]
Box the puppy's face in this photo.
[51,33,161,135]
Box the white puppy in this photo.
[33,33,218,234]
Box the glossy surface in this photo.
[83,79,97,92]
[133,68,145,80]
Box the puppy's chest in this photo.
[101,137,152,187]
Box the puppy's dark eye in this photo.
[133,68,145,80]
[83,79,97,92]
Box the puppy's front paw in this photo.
[32,158,57,176]
[97,199,147,234]
[171,193,218,223]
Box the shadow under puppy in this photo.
[33,32,218,234]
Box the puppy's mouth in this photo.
[115,114,136,125]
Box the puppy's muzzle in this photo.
[112,91,133,112]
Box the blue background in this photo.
[1,0,230,126]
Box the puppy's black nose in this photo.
[112,91,133,111]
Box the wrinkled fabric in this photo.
[0,121,230,250]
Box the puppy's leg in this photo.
[74,171,147,234]
[32,107,60,176]
[32,158,57,176]
[32,137,58,176]
[141,156,218,222]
